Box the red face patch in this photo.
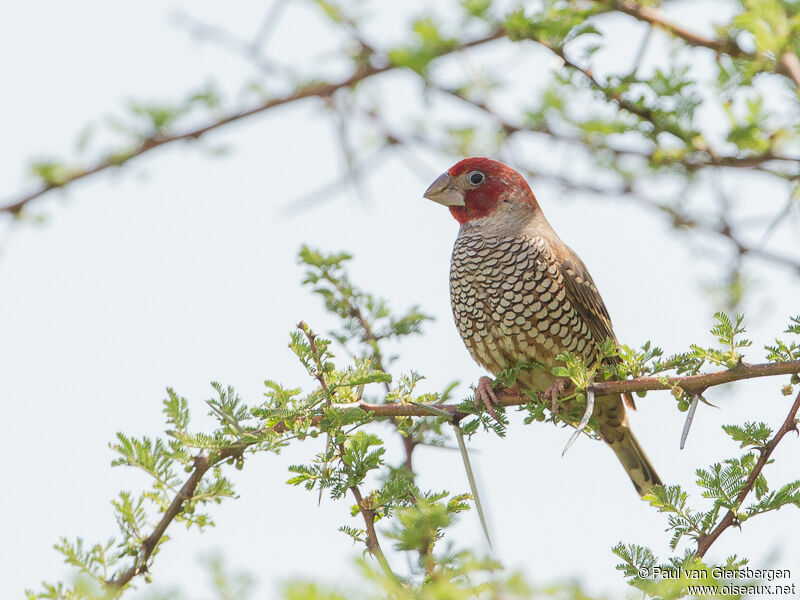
[446,157,538,224]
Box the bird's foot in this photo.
[542,377,572,415]
[474,376,502,423]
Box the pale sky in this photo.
[1,1,798,598]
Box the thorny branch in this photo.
[695,389,800,558]
[348,357,798,417]
[99,357,799,591]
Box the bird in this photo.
[423,156,662,496]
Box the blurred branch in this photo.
[1,29,505,217]
[440,83,800,174]
[601,0,800,87]
[251,0,290,50]
[622,189,800,273]
[5,2,800,288]
[431,77,800,272]
[172,11,292,76]
[695,388,800,558]
[276,147,391,216]
[602,0,751,59]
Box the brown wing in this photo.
[560,253,636,409]
[560,254,616,353]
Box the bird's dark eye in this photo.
[467,171,485,186]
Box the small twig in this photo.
[276,150,390,217]
[562,387,595,456]
[695,389,800,558]
[348,484,395,579]
[680,394,701,449]
[298,323,395,579]
[757,193,796,247]
[250,0,290,51]
[603,0,752,60]
[630,24,652,76]
[172,11,292,76]
[602,0,800,89]
[346,297,421,477]
[108,452,212,589]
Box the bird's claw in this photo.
[474,376,502,423]
[543,377,571,415]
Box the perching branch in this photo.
[584,359,800,397]
[349,359,800,418]
[94,358,798,592]
[695,389,800,558]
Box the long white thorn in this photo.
[562,387,595,457]
[408,400,492,548]
[453,422,492,549]
[680,394,701,449]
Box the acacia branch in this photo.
[347,300,420,470]
[585,359,800,396]
[350,359,800,417]
[695,389,800,558]
[101,358,798,591]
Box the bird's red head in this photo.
[423,157,539,224]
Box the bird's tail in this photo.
[596,395,662,496]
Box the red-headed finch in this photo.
[424,157,661,496]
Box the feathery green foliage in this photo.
[27,248,800,599]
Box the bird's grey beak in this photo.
[423,172,465,206]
